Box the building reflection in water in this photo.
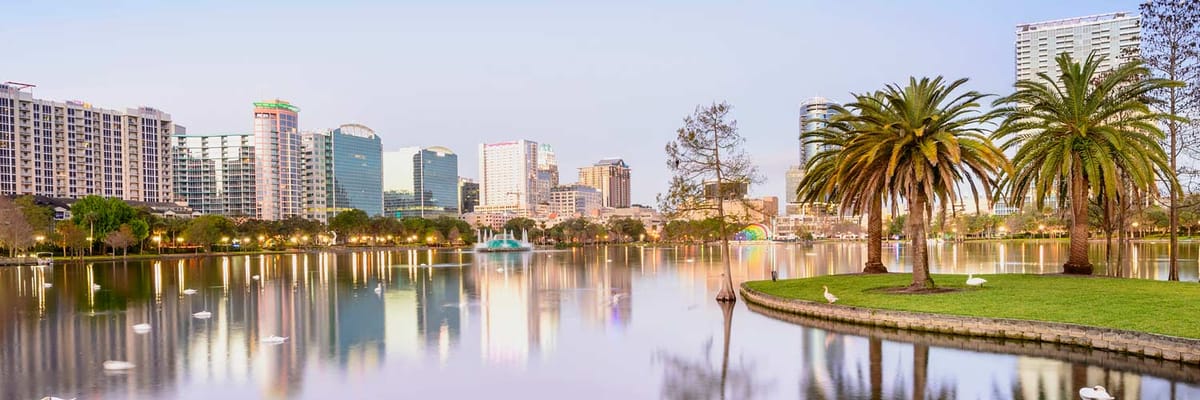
[0,243,1197,399]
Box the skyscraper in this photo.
[478,140,539,214]
[799,97,836,168]
[535,143,558,205]
[578,158,631,208]
[253,100,302,220]
[1016,12,1140,83]
[381,146,458,217]
[458,177,478,214]
[302,124,383,222]
[173,132,257,217]
[0,83,175,202]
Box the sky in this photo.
[2,0,1142,206]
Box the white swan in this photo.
[823,285,838,304]
[40,396,76,400]
[609,293,627,305]
[374,283,382,295]
[966,274,987,287]
[43,283,52,288]
[182,288,197,295]
[91,284,101,291]
[1079,386,1115,400]
[102,360,135,370]
[132,323,151,333]
[261,335,289,344]
[251,275,260,280]
[606,259,612,262]
[685,258,695,263]
[192,311,212,319]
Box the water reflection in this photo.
[0,241,1196,399]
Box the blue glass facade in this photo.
[330,124,383,216]
[414,147,459,216]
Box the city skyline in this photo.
[0,1,1143,206]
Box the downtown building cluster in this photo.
[0,86,643,229]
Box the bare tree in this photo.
[0,197,36,257]
[660,102,761,302]
[103,224,136,258]
[1139,0,1200,281]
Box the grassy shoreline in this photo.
[745,274,1200,339]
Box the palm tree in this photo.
[796,101,889,273]
[841,78,1006,289]
[992,53,1180,275]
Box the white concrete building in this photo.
[549,183,601,218]
[478,140,539,214]
[1016,12,1140,83]
[0,82,175,202]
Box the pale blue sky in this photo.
[2,0,1139,205]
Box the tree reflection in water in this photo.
[655,302,768,399]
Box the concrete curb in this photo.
[740,282,1200,365]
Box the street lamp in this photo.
[152,235,162,254]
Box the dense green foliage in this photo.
[747,274,1200,339]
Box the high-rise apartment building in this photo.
[549,183,602,217]
[784,165,804,203]
[381,146,458,217]
[1015,12,1140,83]
[253,100,302,220]
[0,83,175,202]
[301,124,383,222]
[458,177,478,214]
[478,140,539,214]
[172,132,257,217]
[578,158,631,208]
[799,97,836,168]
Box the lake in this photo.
[2,240,1198,399]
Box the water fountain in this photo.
[474,229,533,252]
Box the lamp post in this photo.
[152,235,161,254]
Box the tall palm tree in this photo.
[796,102,889,273]
[992,53,1180,275]
[841,78,1006,289]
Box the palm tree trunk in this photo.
[1064,159,1093,274]
[864,194,887,274]
[908,189,934,289]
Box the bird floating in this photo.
[182,289,197,295]
[251,275,261,280]
[132,324,151,333]
[1079,386,1115,400]
[102,360,135,370]
[91,284,101,291]
[43,283,52,288]
[261,335,289,344]
[192,311,212,319]
[374,283,383,295]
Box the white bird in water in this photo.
[374,283,383,295]
[43,283,52,288]
[1079,386,1115,400]
[91,284,101,291]
[606,259,612,262]
[102,360,135,370]
[251,275,260,281]
[685,258,695,263]
[966,274,987,287]
[182,288,197,295]
[609,293,627,305]
[39,396,76,400]
[823,285,838,304]
[132,324,151,333]
[261,335,289,344]
[192,311,212,319]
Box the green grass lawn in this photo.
[745,274,1200,339]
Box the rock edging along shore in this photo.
[739,282,1200,365]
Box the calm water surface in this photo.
[2,241,1199,399]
